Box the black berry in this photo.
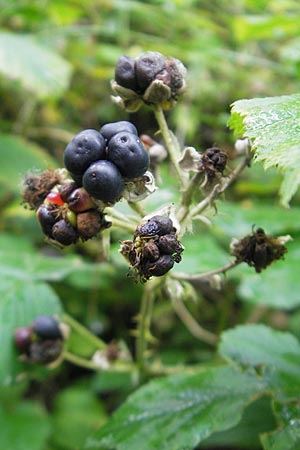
[114,55,138,91]
[146,254,174,277]
[52,219,78,245]
[67,187,95,212]
[107,132,149,179]
[37,204,57,238]
[99,121,138,142]
[82,160,124,202]
[63,129,106,175]
[31,316,62,340]
[135,51,166,92]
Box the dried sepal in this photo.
[230,227,290,273]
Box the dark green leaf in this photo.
[51,384,107,450]
[261,402,300,450]
[0,31,72,98]
[0,133,57,194]
[219,325,300,400]
[84,366,265,450]
[0,401,50,450]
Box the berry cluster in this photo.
[37,184,110,246]
[112,51,187,111]
[14,316,65,365]
[64,122,149,203]
[120,215,184,282]
[22,121,150,247]
[230,227,288,273]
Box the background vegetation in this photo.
[1,1,300,449]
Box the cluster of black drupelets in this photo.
[22,121,150,247]
[120,215,184,282]
[14,316,65,365]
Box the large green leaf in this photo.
[51,384,107,450]
[219,325,300,401]
[0,133,57,193]
[0,401,50,450]
[261,402,300,450]
[84,366,265,450]
[229,93,300,206]
[0,30,72,98]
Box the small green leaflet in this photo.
[229,93,300,206]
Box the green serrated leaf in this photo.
[261,403,300,450]
[84,366,265,450]
[0,30,72,98]
[0,401,50,450]
[0,133,57,194]
[219,324,300,401]
[229,93,300,205]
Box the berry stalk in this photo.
[153,105,188,188]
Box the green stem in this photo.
[171,296,218,346]
[63,351,100,370]
[127,200,146,218]
[136,278,163,373]
[108,217,137,233]
[172,260,241,282]
[62,313,106,350]
[153,105,187,188]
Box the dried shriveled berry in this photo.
[231,227,288,273]
[29,339,63,364]
[32,316,62,340]
[52,219,78,246]
[142,242,160,262]
[157,234,184,255]
[201,147,227,178]
[14,327,32,353]
[22,170,61,210]
[77,210,108,240]
[146,254,174,277]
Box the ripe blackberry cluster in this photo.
[22,121,150,247]
[112,51,187,110]
[64,121,150,203]
[120,215,184,282]
[14,316,65,365]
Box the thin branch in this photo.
[172,260,241,282]
[62,313,106,350]
[63,351,100,370]
[153,105,188,188]
[171,296,218,346]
